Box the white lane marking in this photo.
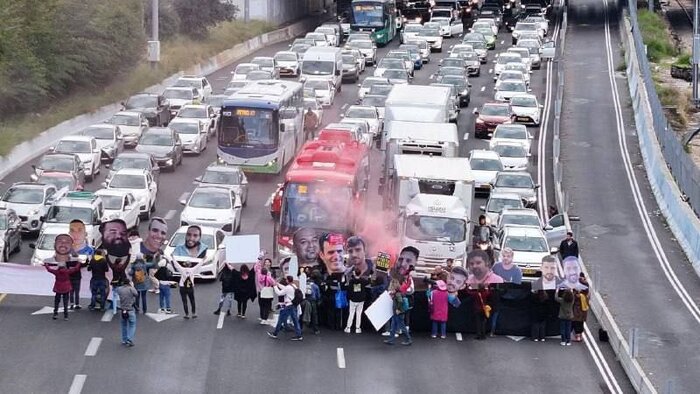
[101,310,114,322]
[500,40,505,45]
[463,133,469,141]
[488,69,493,74]
[583,324,624,394]
[455,332,463,341]
[337,348,346,369]
[164,209,177,220]
[216,312,225,329]
[145,312,179,322]
[68,374,87,394]
[506,335,526,342]
[601,0,700,323]
[84,337,102,357]
[264,195,273,207]
[480,86,485,92]
[31,306,73,315]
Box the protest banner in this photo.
[364,290,393,331]
[375,251,391,273]
[224,234,260,265]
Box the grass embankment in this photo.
[0,20,272,157]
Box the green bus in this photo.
[350,0,397,46]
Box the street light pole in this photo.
[148,0,160,69]
[694,0,700,106]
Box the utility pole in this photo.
[694,0,700,106]
[148,0,160,69]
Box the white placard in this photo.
[363,291,394,331]
[0,263,93,299]
[224,234,260,264]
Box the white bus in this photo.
[217,80,306,174]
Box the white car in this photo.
[343,48,366,72]
[490,124,533,152]
[168,118,208,155]
[304,78,335,107]
[40,191,104,247]
[472,20,498,36]
[494,53,524,77]
[360,95,386,119]
[492,141,530,172]
[80,124,124,163]
[315,26,339,46]
[179,186,242,235]
[496,226,557,278]
[0,182,63,234]
[517,39,543,69]
[305,32,330,46]
[495,70,528,90]
[163,86,201,117]
[510,94,542,126]
[503,62,531,85]
[357,77,390,100]
[494,80,530,101]
[498,208,569,248]
[401,23,423,43]
[432,16,463,37]
[231,63,260,81]
[491,171,539,208]
[345,40,377,65]
[507,47,533,70]
[374,58,407,78]
[195,164,249,206]
[406,39,431,63]
[524,15,549,36]
[105,111,149,148]
[164,226,227,280]
[173,75,213,101]
[175,104,217,139]
[251,56,280,79]
[481,191,524,224]
[95,189,140,229]
[342,105,382,138]
[103,168,158,219]
[469,149,504,195]
[274,51,301,77]
[512,22,544,45]
[30,228,66,266]
[52,136,101,182]
[416,26,443,52]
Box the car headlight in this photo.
[476,118,484,124]
[266,158,278,167]
[28,209,40,216]
[165,158,173,165]
[32,256,43,266]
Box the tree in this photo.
[173,0,237,39]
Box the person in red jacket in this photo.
[44,234,82,320]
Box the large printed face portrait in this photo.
[319,233,345,274]
[447,266,468,294]
[100,219,130,257]
[293,227,320,267]
[146,217,168,251]
[562,256,587,290]
[54,234,73,256]
[69,220,87,249]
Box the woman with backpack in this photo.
[428,280,449,339]
[232,264,257,319]
[257,267,276,324]
[572,274,590,342]
[129,254,157,314]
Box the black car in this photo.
[122,93,171,127]
[0,208,22,262]
[134,127,183,171]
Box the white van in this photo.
[301,47,343,92]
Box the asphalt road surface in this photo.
[0,6,634,394]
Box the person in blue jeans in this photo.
[116,279,138,347]
[153,258,175,313]
[267,277,303,341]
[555,287,575,346]
[384,280,412,346]
[129,255,157,314]
[87,252,110,311]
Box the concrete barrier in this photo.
[0,16,320,181]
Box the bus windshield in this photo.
[280,182,353,234]
[219,107,278,148]
[352,3,385,27]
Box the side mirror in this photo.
[142,121,149,126]
[539,104,544,108]
[549,247,559,254]
[280,124,285,132]
[101,182,107,188]
[479,205,486,211]
[534,184,541,189]
[357,83,362,87]
[179,199,187,206]
[29,243,36,249]
[39,216,46,222]
[544,224,554,231]
[48,146,55,152]
[194,176,202,182]
[335,70,341,76]
[120,101,125,107]
[472,108,479,115]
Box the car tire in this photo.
[13,239,21,254]
[134,216,141,229]
[235,219,241,233]
[86,173,93,183]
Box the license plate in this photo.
[517,117,529,121]
[487,127,495,132]
[522,269,536,275]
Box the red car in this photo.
[35,171,83,191]
[473,102,513,139]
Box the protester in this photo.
[257,267,276,324]
[233,264,257,318]
[466,249,504,286]
[214,263,236,316]
[129,254,156,313]
[345,236,374,278]
[43,234,82,320]
[466,250,497,340]
[100,219,131,313]
[303,271,321,335]
[530,290,549,342]
[559,231,579,259]
[383,279,412,346]
[345,268,369,334]
[445,258,454,273]
[572,273,590,342]
[171,259,204,319]
[396,246,418,333]
[491,247,522,284]
[317,232,347,330]
[153,258,175,314]
[428,280,449,339]
[68,220,93,310]
[267,276,303,341]
[430,265,445,281]
[87,250,110,311]
[128,229,142,255]
[555,287,575,346]
[116,278,138,347]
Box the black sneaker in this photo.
[52,314,58,320]
[267,332,279,339]
[183,314,190,319]
[226,310,232,316]
[291,336,303,341]
[64,316,69,321]
[213,310,221,315]
[126,340,134,347]
[74,305,82,310]
[401,340,413,346]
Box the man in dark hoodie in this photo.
[214,263,236,316]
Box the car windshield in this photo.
[173,79,201,89]
[2,188,44,204]
[378,59,403,68]
[383,69,407,79]
[406,40,427,49]
[405,24,423,33]
[517,23,538,32]
[441,68,463,76]
[206,96,226,108]
[0,216,7,230]
[487,197,523,213]
[405,215,467,243]
[302,60,334,75]
[502,214,540,228]
[227,81,249,90]
[361,96,386,107]
[39,156,74,172]
[500,72,524,82]
[461,53,479,61]
[109,113,140,126]
[235,65,257,74]
[275,53,297,62]
[496,126,527,139]
[170,122,200,135]
[346,107,376,118]
[252,58,274,67]
[519,40,540,49]
[46,206,93,224]
[126,95,157,108]
[37,175,74,190]
[511,96,537,107]
[481,105,510,116]
[201,169,241,185]
[494,144,527,158]
[188,191,231,209]
[499,82,526,92]
[467,41,486,49]
[470,158,503,171]
[169,232,215,249]
[280,182,353,233]
[442,59,463,68]
[164,89,193,100]
[178,107,207,118]
[420,28,439,36]
[100,195,123,210]
[109,174,146,189]
[306,33,325,41]
[112,156,149,171]
[37,232,60,250]
[305,80,329,90]
[498,55,522,64]
[139,133,172,146]
[368,84,392,95]
[496,175,533,188]
[464,33,485,41]
[474,27,493,35]
[83,126,114,140]
[303,99,319,110]
[505,235,547,252]
[55,140,91,154]
[342,55,356,64]
[351,40,374,49]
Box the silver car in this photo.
[195,164,249,206]
[80,124,124,163]
[491,172,539,208]
[0,182,62,234]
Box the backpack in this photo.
[292,287,304,306]
[133,268,145,284]
[401,296,410,313]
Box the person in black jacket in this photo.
[87,251,110,311]
[344,269,369,334]
[214,263,236,316]
[233,264,257,318]
[558,231,579,259]
[530,290,550,342]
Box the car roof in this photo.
[495,123,527,130]
[192,186,232,195]
[205,163,243,173]
[112,168,148,176]
[59,135,93,142]
[496,171,532,179]
[501,207,539,216]
[8,182,52,190]
[171,225,220,236]
[489,191,522,200]
[482,102,511,108]
[145,127,173,134]
[470,149,501,160]
[179,75,205,81]
[115,151,152,159]
[42,152,77,159]
[511,93,537,100]
[179,104,208,110]
[504,225,545,237]
[95,188,132,197]
[170,118,202,125]
[165,86,195,91]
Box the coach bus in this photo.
[350,0,398,45]
[217,80,305,174]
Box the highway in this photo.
[0,6,634,393]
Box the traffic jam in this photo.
[0,0,578,338]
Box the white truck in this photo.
[379,121,459,205]
[383,84,452,129]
